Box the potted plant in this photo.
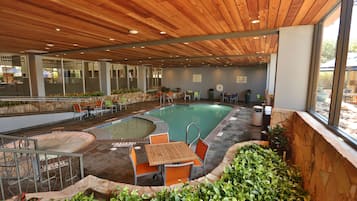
[268,124,289,160]
[244,89,251,104]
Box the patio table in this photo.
[144,141,199,166]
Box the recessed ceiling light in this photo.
[106,49,110,52]
[132,46,136,48]
[263,35,267,38]
[185,58,189,61]
[140,46,145,48]
[175,55,179,57]
[98,58,112,61]
[184,42,189,45]
[80,52,84,54]
[45,47,50,50]
[55,28,61,31]
[251,19,260,24]
[73,43,79,46]
[160,31,166,35]
[124,58,128,61]
[109,38,115,41]
[216,57,220,59]
[253,36,259,39]
[46,43,54,47]
[209,54,213,56]
[129,29,139,34]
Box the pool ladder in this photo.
[185,122,201,146]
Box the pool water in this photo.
[145,104,232,143]
[90,118,156,140]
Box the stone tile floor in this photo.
[10,100,262,186]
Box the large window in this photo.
[43,58,63,96]
[314,5,341,120]
[339,1,357,140]
[0,55,30,96]
[84,61,100,93]
[146,67,162,91]
[309,0,357,147]
[63,60,83,95]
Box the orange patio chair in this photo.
[93,99,104,116]
[190,138,209,171]
[164,162,193,186]
[149,133,169,144]
[72,103,88,120]
[129,146,159,185]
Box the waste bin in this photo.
[261,106,272,140]
[208,88,214,101]
[252,105,263,126]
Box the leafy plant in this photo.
[67,144,309,201]
[66,192,97,201]
[268,124,289,156]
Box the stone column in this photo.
[266,53,277,95]
[99,62,111,96]
[275,25,313,110]
[28,54,45,97]
[137,65,146,93]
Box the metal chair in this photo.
[163,162,193,186]
[72,103,88,120]
[149,133,169,144]
[104,100,118,113]
[190,138,209,174]
[193,91,200,100]
[93,99,104,116]
[184,91,191,102]
[128,146,159,185]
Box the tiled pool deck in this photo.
[9,100,262,186]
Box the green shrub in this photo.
[67,144,309,201]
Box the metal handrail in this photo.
[0,147,84,200]
[185,122,201,145]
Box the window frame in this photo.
[307,0,357,149]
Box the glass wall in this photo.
[111,64,127,91]
[128,65,137,89]
[314,5,341,120]
[309,0,357,147]
[43,58,64,96]
[63,60,83,95]
[339,1,357,140]
[0,55,30,96]
[84,61,100,93]
[146,67,162,91]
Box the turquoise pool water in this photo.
[145,104,232,143]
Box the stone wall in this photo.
[0,92,163,115]
[271,108,357,201]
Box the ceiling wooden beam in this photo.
[44,29,278,55]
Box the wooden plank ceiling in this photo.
[0,0,338,67]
